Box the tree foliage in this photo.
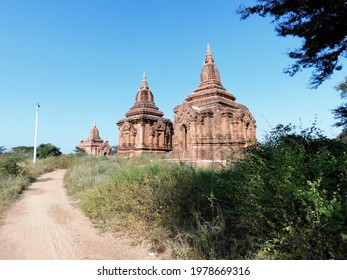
[73,146,87,156]
[225,124,347,259]
[36,143,62,159]
[238,0,347,88]
[0,154,23,176]
[0,146,33,176]
[11,146,34,158]
[333,77,347,131]
[110,145,118,155]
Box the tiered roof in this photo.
[124,72,164,119]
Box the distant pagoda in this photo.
[78,122,111,155]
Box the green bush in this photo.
[36,143,62,159]
[222,124,347,259]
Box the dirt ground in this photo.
[0,169,157,260]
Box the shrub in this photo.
[36,143,62,159]
[223,124,347,259]
[0,154,27,176]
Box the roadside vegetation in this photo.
[0,144,74,215]
[64,125,347,259]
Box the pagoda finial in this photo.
[93,121,96,127]
[141,71,149,88]
[205,43,214,63]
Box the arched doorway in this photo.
[181,124,187,150]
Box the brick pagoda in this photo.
[172,44,256,161]
[78,122,112,155]
[117,73,173,157]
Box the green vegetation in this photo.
[0,146,74,215]
[333,77,347,131]
[238,0,347,88]
[73,146,87,156]
[0,151,31,213]
[64,125,347,259]
[36,143,62,159]
[11,146,34,158]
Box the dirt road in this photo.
[0,169,154,260]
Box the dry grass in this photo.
[0,154,75,215]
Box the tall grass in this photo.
[22,154,76,178]
[0,154,75,215]
[0,175,31,212]
[64,156,240,259]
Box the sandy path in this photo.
[0,169,154,260]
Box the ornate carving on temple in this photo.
[172,44,256,160]
[117,73,173,157]
[78,122,112,155]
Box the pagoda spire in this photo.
[141,71,148,89]
[205,43,214,64]
[123,71,164,118]
[199,43,221,84]
[188,44,236,101]
[86,121,101,141]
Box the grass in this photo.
[0,175,31,212]
[0,154,75,215]
[64,155,234,259]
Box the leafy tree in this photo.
[110,145,118,155]
[73,146,87,155]
[338,131,347,143]
[36,143,62,159]
[0,154,23,176]
[11,146,34,158]
[0,146,6,155]
[238,0,347,88]
[333,77,347,131]
[0,146,33,176]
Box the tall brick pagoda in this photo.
[172,44,256,161]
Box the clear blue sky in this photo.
[0,0,345,154]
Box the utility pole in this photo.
[33,103,40,164]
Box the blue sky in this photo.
[0,0,345,154]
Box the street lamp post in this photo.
[33,103,40,164]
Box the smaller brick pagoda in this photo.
[78,122,112,155]
[117,73,173,157]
